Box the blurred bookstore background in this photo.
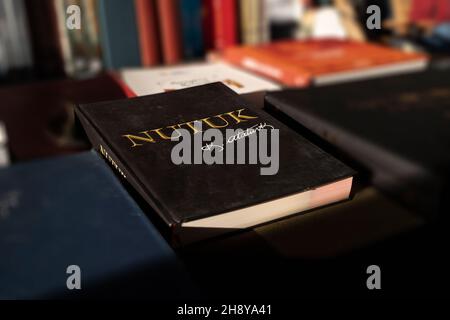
[1,0,450,299]
[0,0,449,165]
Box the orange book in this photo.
[135,0,160,66]
[156,0,182,64]
[223,40,428,86]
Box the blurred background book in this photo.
[0,0,448,186]
[1,0,449,86]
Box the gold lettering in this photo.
[201,115,229,129]
[150,127,177,140]
[226,108,258,124]
[178,121,203,134]
[122,131,156,147]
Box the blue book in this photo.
[97,0,141,69]
[180,0,204,59]
[0,151,194,299]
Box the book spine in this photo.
[24,0,65,77]
[202,0,215,51]
[135,0,160,66]
[213,0,237,50]
[156,0,182,64]
[2,0,33,70]
[179,0,204,59]
[75,107,177,227]
[223,49,311,86]
[97,0,141,69]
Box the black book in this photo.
[75,82,354,244]
[265,70,450,220]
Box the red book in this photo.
[156,0,182,64]
[135,0,160,66]
[212,0,238,50]
[223,40,428,86]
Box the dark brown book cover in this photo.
[75,82,354,244]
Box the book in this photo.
[180,0,204,59]
[202,0,215,51]
[156,0,182,64]
[54,0,103,77]
[212,0,238,50]
[0,151,195,299]
[264,69,450,219]
[0,73,128,161]
[0,0,33,71]
[222,39,428,87]
[97,0,141,69]
[239,0,269,45]
[75,82,355,245]
[119,61,281,95]
[24,0,65,77]
[135,0,161,66]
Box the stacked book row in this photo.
[0,0,302,80]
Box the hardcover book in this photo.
[120,62,280,96]
[54,0,103,77]
[135,0,161,66]
[212,0,238,50]
[97,0,141,69]
[180,0,204,59]
[0,151,194,299]
[75,82,354,244]
[24,0,65,77]
[265,70,450,219]
[223,39,428,86]
[239,0,269,45]
[156,0,182,64]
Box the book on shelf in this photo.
[75,82,355,245]
[239,0,270,45]
[156,0,182,64]
[54,0,103,77]
[222,39,428,87]
[135,0,161,66]
[212,0,238,50]
[0,0,33,73]
[180,0,204,59]
[97,0,141,69]
[265,69,450,219]
[24,0,65,77]
[0,151,195,299]
[119,61,281,96]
